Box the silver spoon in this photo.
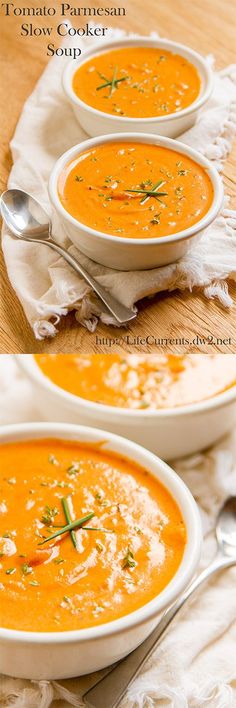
[0,189,137,325]
[83,496,236,708]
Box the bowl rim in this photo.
[17,354,236,420]
[62,35,214,124]
[48,131,224,247]
[0,421,202,645]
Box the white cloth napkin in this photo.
[2,30,236,339]
[0,356,236,708]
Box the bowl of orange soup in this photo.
[49,133,223,270]
[0,422,201,679]
[62,37,213,138]
[18,354,236,460]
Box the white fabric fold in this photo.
[0,357,236,707]
[2,30,236,338]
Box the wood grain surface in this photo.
[0,0,236,354]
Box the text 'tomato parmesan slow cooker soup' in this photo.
[0,438,186,632]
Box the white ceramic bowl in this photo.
[0,422,201,680]
[48,132,223,271]
[17,355,236,461]
[62,37,213,138]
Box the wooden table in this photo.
[1,0,236,354]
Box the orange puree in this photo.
[58,142,213,239]
[0,438,186,632]
[72,46,201,118]
[35,354,236,410]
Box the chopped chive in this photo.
[150,212,161,225]
[29,580,40,586]
[67,462,80,476]
[6,568,16,575]
[41,505,59,527]
[123,547,136,569]
[48,454,59,466]
[21,563,33,575]
[178,169,190,175]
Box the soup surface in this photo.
[0,438,186,632]
[35,354,236,410]
[58,142,213,239]
[72,46,201,118]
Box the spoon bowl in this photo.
[216,496,236,557]
[0,189,50,238]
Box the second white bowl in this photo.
[17,355,236,461]
[49,133,223,271]
[0,422,201,679]
[63,37,213,138]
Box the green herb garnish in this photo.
[123,547,136,569]
[150,212,161,225]
[48,454,59,466]
[38,512,95,546]
[83,526,114,533]
[6,568,16,575]
[41,505,59,527]
[21,563,33,575]
[67,462,80,476]
[29,580,40,586]
[126,179,168,205]
[96,67,130,97]
[178,169,190,176]
[61,496,78,550]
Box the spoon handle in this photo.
[46,239,136,325]
[83,555,235,708]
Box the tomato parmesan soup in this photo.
[0,438,186,632]
[58,142,213,239]
[72,46,201,119]
[34,354,236,410]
